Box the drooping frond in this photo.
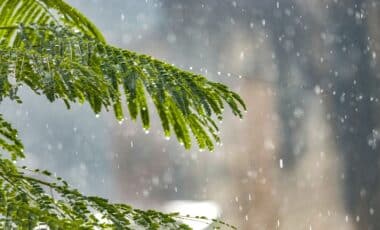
[0,0,246,229]
[0,158,236,229]
[0,114,24,159]
[0,0,105,46]
[1,24,246,151]
[0,158,188,229]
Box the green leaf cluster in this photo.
[1,23,245,151]
[0,0,105,44]
[0,0,245,229]
[0,158,194,229]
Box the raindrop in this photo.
[165,136,171,140]
[261,19,266,26]
[340,93,346,103]
[279,159,284,169]
[264,139,275,150]
[314,85,322,95]
[293,108,304,118]
[144,129,150,134]
[239,51,245,60]
[95,114,100,118]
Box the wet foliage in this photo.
[0,0,244,229]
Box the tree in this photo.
[0,0,245,229]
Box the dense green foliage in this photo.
[0,0,245,229]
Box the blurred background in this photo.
[2,0,380,229]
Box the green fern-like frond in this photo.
[0,157,235,229]
[1,24,245,151]
[0,114,24,160]
[0,0,245,228]
[0,0,105,46]
[0,158,194,229]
